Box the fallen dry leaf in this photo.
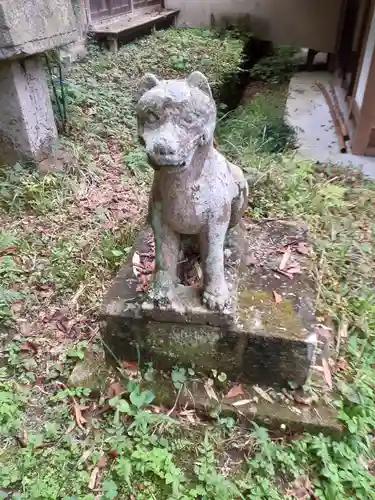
[338,320,348,341]
[335,357,349,372]
[122,360,138,371]
[97,454,107,469]
[273,268,293,280]
[107,382,124,398]
[204,380,219,402]
[71,284,86,305]
[194,261,203,280]
[88,466,99,490]
[253,385,274,403]
[0,246,17,256]
[149,404,168,414]
[245,253,258,266]
[36,283,53,292]
[20,341,38,355]
[286,475,314,499]
[292,392,314,406]
[17,321,31,336]
[136,273,149,292]
[316,324,332,340]
[279,246,292,270]
[11,301,24,313]
[336,319,349,354]
[73,401,88,430]
[296,242,311,255]
[95,404,112,416]
[132,251,141,277]
[232,399,253,407]
[273,291,283,304]
[322,358,333,389]
[225,384,244,399]
[17,429,28,448]
[56,320,70,334]
[179,409,197,424]
[286,264,302,275]
[52,309,70,333]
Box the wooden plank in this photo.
[316,81,347,154]
[329,82,350,141]
[92,9,178,35]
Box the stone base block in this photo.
[66,347,341,436]
[100,220,318,389]
[0,56,58,165]
[144,374,341,436]
[0,0,77,59]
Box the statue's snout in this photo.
[153,141,176,157]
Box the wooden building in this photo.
[335,0,375,156]
[73,0,375,157]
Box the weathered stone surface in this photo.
[67,349,112,395]
[0,56,58,165]
[100,219,317,388]
[137,71,248,312]
[0,0,78,60]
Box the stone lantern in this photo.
[0,0,78,166]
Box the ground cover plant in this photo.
[1,28,375,499]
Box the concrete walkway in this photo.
[286,72,375,179]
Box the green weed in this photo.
[218,88,295,160]
[0,368,26,436]
[0,163,73,215]
[249,45,298,84]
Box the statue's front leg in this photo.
[200,222,229,312]
[149,202,180,307]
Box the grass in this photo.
[1,27,375,499]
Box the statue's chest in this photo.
[160,178,210,234]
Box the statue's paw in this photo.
[148,271,177,308]
[202,288,230,312]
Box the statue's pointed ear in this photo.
[186,71,212,98]
[138,73,160,98]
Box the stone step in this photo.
[100,220,318,389]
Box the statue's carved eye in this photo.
[182,113,199,125]
[146,111,159,124]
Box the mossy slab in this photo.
[118,370,342,437]
[67,349,113,395]
[100,220,317,388]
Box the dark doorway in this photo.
[336,0,372,97]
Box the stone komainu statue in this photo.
[136,71,248,312]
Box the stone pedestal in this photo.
[0,0,77,60]
[0,0,77,165]
[100,220,318,389]
[0,57,58,165]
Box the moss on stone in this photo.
[145,323,221,371]
[237,289,305,340]
[67,350,112,394]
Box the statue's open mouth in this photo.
[148,154,187,171]
[147,136,201,171]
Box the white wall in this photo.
[355,6,375,108]
[165,0,344,53]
